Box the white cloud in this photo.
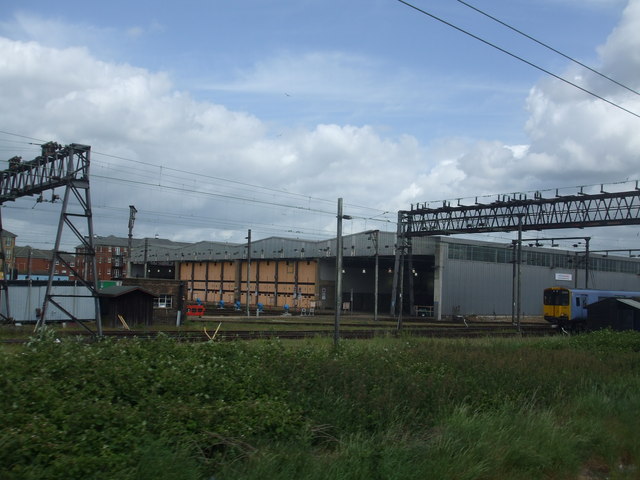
[597,0,640,86]
[0,12,112,50]
[1,0,640,249]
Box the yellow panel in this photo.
[222,262,237,282]
[259,284,276,293]
[237,261,258,282]
[192,263,207,278]
[258,260,277,281]
[204,290,218,303]
[278,260,295,283]
[178,262,191,280]
[297,260,318,282]
[208,262,224,280]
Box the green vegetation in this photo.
[1,330,639,479]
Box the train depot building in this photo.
[126,232,640,320]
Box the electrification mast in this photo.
[127,205,137,278]
[0,142,102,334]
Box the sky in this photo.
[1,0,639,254]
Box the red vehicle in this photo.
[186,305,205,317]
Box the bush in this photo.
[1,332,639,478]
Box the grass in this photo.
[1,330,639,479]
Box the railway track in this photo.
[1,322,555,344]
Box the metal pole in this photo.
[143,238,148,279]
[246,229,251,317]
[82,154,103,337]
[38,185,71,330]
[516,221,522,335]
[127,205,137,278]
[408,242,414,317]
[27,246,32,321]
[350,289,354,316]
[334,198,344,347]
[0,212,12,322]
[373,230,379,322]
[397,246,405,332]
[390,211,403,315]
[511,240,516,325]
[585,237,590,289]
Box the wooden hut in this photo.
[99,286,155,328]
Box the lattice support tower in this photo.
[0,142,101,334]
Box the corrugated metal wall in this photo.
[4,284,96,322]
[442,260,513,316]
[442,259,640,317]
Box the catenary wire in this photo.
[396,0,640,119]
[92,150,386,214]
[0,128,394,222]
[456,0,640,97]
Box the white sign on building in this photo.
[555,273,573,282]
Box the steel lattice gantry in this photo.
[390,187,640,319]
[403,188,640,236]
[0,142,101,334]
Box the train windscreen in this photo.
[544,288,569,306]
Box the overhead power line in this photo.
[91,171,394,227]
[396,0,640,119]
[92,150,337,207]
[93,150,389,215]
[91,173,336,216]
[456,0,640,98]
[0,130,48,143]
[0,129,392,219]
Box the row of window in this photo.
[448,243,640,274]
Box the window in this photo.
[544,289,569,306]
[154,295,173,308]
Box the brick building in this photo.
[75,235,131,282]
[122,277,185,324]
[13,246,77,280]
[76,235,187,283]
[0,230,16,279]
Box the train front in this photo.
[543,287,571,326]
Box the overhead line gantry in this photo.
[0,142,101,334]
[391,183,640,325]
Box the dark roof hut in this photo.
[99,286,154,328]
[586,297,640,332]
